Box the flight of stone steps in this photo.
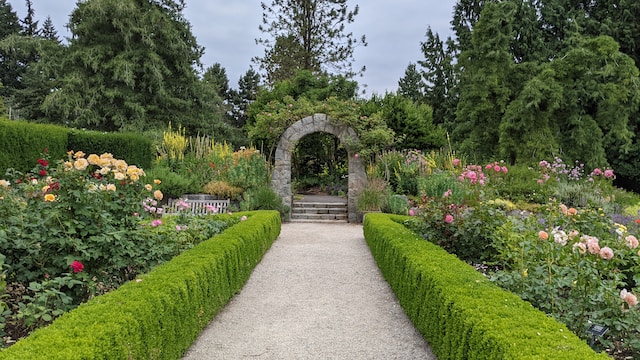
[290,198,349,223]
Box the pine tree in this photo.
[21,0,39,37]
[254,0,367,84]
[40,16,60,43]
[398,63,425,104]
[0,0,23,99]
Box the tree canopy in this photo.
[254,0,367,84]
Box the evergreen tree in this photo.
[43,0,217,134]
[21,0,39,37]
[229,68,261,128]
[454,1,516,161]
[397,63,425,103]
[254,0,367,84]
[0,0,23,99]
[202,63,230,99]
[418,28,458,126]
[40,16,60,43]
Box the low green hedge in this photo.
[363,213,609,360]
[0,210,281,360]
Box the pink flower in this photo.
[241,215,248,221]
[493,164,501,172]
[452,158,460,167]
[538,231,549,241]
[572,242,586,254]
[408,209,415,216]
[592,168,603,176]
[625,235,638,249]
[151,219,163,227]
[443,189,452,198]
[354,153,359,158]
[444,214,454,224]
[604,169,615,179]
[70,260,84,273]
[599,247,614,260]
[620,289,638,307]
[501,166,508,173]
[205,205,218,213]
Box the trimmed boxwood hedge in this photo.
[0,210,281,360]
[363,212,609,360]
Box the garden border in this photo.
[363,212,609,359]
[0,210,281,360]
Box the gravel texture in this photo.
[182,222,436,360]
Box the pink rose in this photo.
[538,231,549,241]
[409,209,415,216]
[625,235,638,249]
[452,158,460,167]
[599,247,614,260]
[444,214,454,224]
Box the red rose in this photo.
[37,158,48,167]
[49,182,60,191]
[39,169,47,176]
[70,260,84,273]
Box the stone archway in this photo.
[271,113,367,223]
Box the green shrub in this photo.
[240,186,288,219]
[417,171,464,203]
[0,120,68,175]
[382,194,409,215]
[0,211,281,359]
[145,166,199,199]
[67,130,153,170]
[363,213,608,360]
[202,180,243,200]
[499,164,550,204]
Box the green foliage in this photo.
[491,204,640,356]
[0,211,281,359]
[67,129,154,170]
[382,195,409,215]
[255,0,366,83]
[143,166,198,199]
[16,274,82,331]
[363,213,607,359]
[240,187,287,218]
[363,93,447,151]
[0,119,68,175]
[42,0,223,134]
[202,181,244,201]
[356,178,389,212]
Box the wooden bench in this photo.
[164,198,230,215]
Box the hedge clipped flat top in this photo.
[363,213,609,360]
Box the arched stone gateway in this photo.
[271,113,367,223]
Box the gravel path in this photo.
[182,222,436,360]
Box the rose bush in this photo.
[0,150,237,344]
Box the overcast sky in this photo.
[11,1,457,96]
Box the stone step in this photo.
[289,200,348,223]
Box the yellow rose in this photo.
[44,194,56,202]
[106,183,117,192]
[74,158,89,171]
[113,172,126,181]
[87,154,100,165]
[100,153,114,160]
[42,185,50,192]
[0,179,10,188]
[87,183,98,192]
[97,158,111,168]
[74,151,86,159]
[130,173,139,182]
[145,184,153,191]
[153,179,161,185]
[114,160,128,172]
[153,190,163,201]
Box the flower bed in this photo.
[363,212,608,359]
[0,210,281,359]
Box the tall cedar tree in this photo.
[43,0,222,134]
[255,0,367,84]
[0,0,23,99]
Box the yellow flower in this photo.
[44,193,56,202]
[97,158,111,168]
[87,183,98,193]
[153,190,163,201]
[153,179,161,185]
[130,173,140,182]
[64,161,73,171]
[106,184,116,192]
[74,158,89,171]
[113,172,126,181]
[114,160,128,172]
[145,184,153,191]
[100,153,114,161]
[87,154,100,165]
[98,167,111,175]
[74,151,86,159]
[42,185,50,193]
[0,179,10,188]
